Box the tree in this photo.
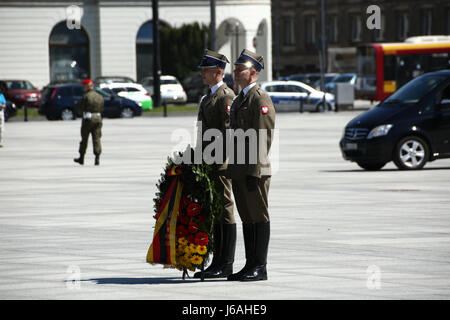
[160,22,210,81]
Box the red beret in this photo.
[82,78,93,85]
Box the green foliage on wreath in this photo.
[153,150,223,268]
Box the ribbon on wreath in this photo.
[146,166,183,266]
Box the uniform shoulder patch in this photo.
[261,105,269,114]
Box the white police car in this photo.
[260,80,335,112]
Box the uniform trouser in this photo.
[216,173,235,224]
[231,176,271,224]
[0,110,4,144]
[79,118,102,156]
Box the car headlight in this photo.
[367,124,393,139]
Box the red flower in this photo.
[197,215,206,223]
[188,222,200,234]
[195,232,209,246]
[187,203,202,217]
[176,225,188,238]
[187,234,195,244]
[178,215,190,226]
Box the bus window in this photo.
[430,53,450,72]
[384,56,395,81]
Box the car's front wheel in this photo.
[120,107,134,118]
[356,161,387,171]
[393,136,429,170]
[61,108,75,121]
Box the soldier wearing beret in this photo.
[226,49,275,281]
[74,78,104,166]
[193,49,237,279]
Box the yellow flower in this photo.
[196,245,207,255]
[190,255,203,265]
[178,237,188,246]
[184,246,192,254]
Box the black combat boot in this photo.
[240,222,270,281]
[95,155,100,166]
[73,154,84,165]
[227,223,255,281]
[194,224,236,279]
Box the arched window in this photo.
[49,21,90,82]
[136,21,153,82]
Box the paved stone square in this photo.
[1,110,450,299]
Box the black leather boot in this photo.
[194,224,236,279]
[95,155,100,166]
[227,223,255,281]
[240,222,270,281]
[73,155,84,165]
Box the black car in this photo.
[340,70,450,170]
[4,101,17,122]
[39,83,142,120]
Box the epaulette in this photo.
[256,88,262,96]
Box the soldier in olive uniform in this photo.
[193,49,237,279]
[74,79,104,166]
[226,49,275,281]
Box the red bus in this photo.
[357,37,450,101]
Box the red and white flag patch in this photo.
[227,104,231,113]
[261,105,269,114]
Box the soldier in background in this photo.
[74,78,104,166]
[226,49,276,281]
[193,49,237,279]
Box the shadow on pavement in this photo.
[322,166,450,173]
[82,277,222,285]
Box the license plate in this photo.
[27,97,37,102]
[344,142,357,150]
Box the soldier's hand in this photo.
[246,175,258,192]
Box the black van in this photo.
[340,70,450,170]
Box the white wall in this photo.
[0,6,67,89]
[0,0,272,89]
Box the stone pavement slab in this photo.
[1,110,450,300]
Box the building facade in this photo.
[0,0,272,89]
[273,0,450,77]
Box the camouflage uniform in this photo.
[76,88,104,164]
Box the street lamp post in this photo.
[319,0,327,110]
[152,0,161,110]
[210,0,216,50]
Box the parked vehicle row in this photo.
[38,83,142,120]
